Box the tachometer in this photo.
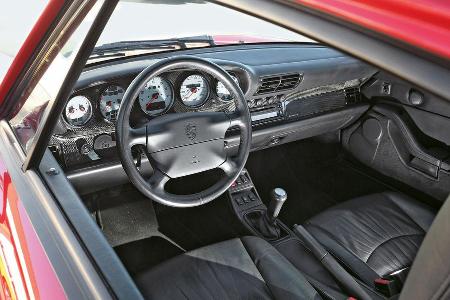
[99,85,124,122]
[138,77,174,116]
[64,95,92,127]
[216,74,240,101]
[179,74,209,107]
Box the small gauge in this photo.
[179,74,209,107]
[138,77,174,116]
[216,74,240,101]
[99,85,124,122]
[64,95,92,126]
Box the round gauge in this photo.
[64,95,92,126]
[138,77,174,116]
[179,74,209,107]
[99,85,124,122]
[216,74,240,101]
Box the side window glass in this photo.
[8,2,103,152]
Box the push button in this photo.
[235,197,244,206]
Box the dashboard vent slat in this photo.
[255,73,301,95]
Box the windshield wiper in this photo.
[89,35,216,60]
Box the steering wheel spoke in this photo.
[227,111,245,129]
[219,158,239,175]
[147,168,170,193]
[128,125,147,147]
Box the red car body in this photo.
[0,0,448,298]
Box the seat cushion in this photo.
[304,191,435,285]
[135,236,321,300]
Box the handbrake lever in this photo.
[293,225,372,300]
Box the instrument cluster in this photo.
[63,71,243,128]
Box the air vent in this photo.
[345,87,361,104]
[255,73,301,95]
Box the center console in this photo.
[228,169,379,300]
[228,169,292,241]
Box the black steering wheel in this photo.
[116,56,252,207]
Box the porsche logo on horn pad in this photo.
[185,123,197,141]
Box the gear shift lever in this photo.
[267,188,287,222]
[245,187,287,240]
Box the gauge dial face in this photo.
[99,85,124,122]
[216,74,239,101]
[138,77,174,116]
[64,96,92,126]
[179,74,209,107]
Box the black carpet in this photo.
[155,193,248,251]
[245,137,389,225]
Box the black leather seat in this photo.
[135,236,321,299]
[303,191,435,288]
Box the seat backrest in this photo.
[400,194,450,300]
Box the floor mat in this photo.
[100,199,158,247]
[245,137,389,225]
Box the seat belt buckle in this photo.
[374,277,400,297]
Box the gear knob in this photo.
[267,188,287,221]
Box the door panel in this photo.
[342,104,450,201]
[0,158,66,300]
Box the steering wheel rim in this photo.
[116,56,252,207]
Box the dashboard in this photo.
[49,43,377,193]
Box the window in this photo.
[88,1,315,63]
[9,1,104,152]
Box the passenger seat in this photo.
[303,192,435,293]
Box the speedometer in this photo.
[138,77,174,116]
[216,74,240,101]
[179,74,209,107]
[64,95,92,127]
[99,85,124,122]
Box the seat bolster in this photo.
[242,236,321,300]
[384,192,435,231]
[400,195,450,300]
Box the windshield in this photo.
[90,0,315,61]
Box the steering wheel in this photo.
[116,56,252,207]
